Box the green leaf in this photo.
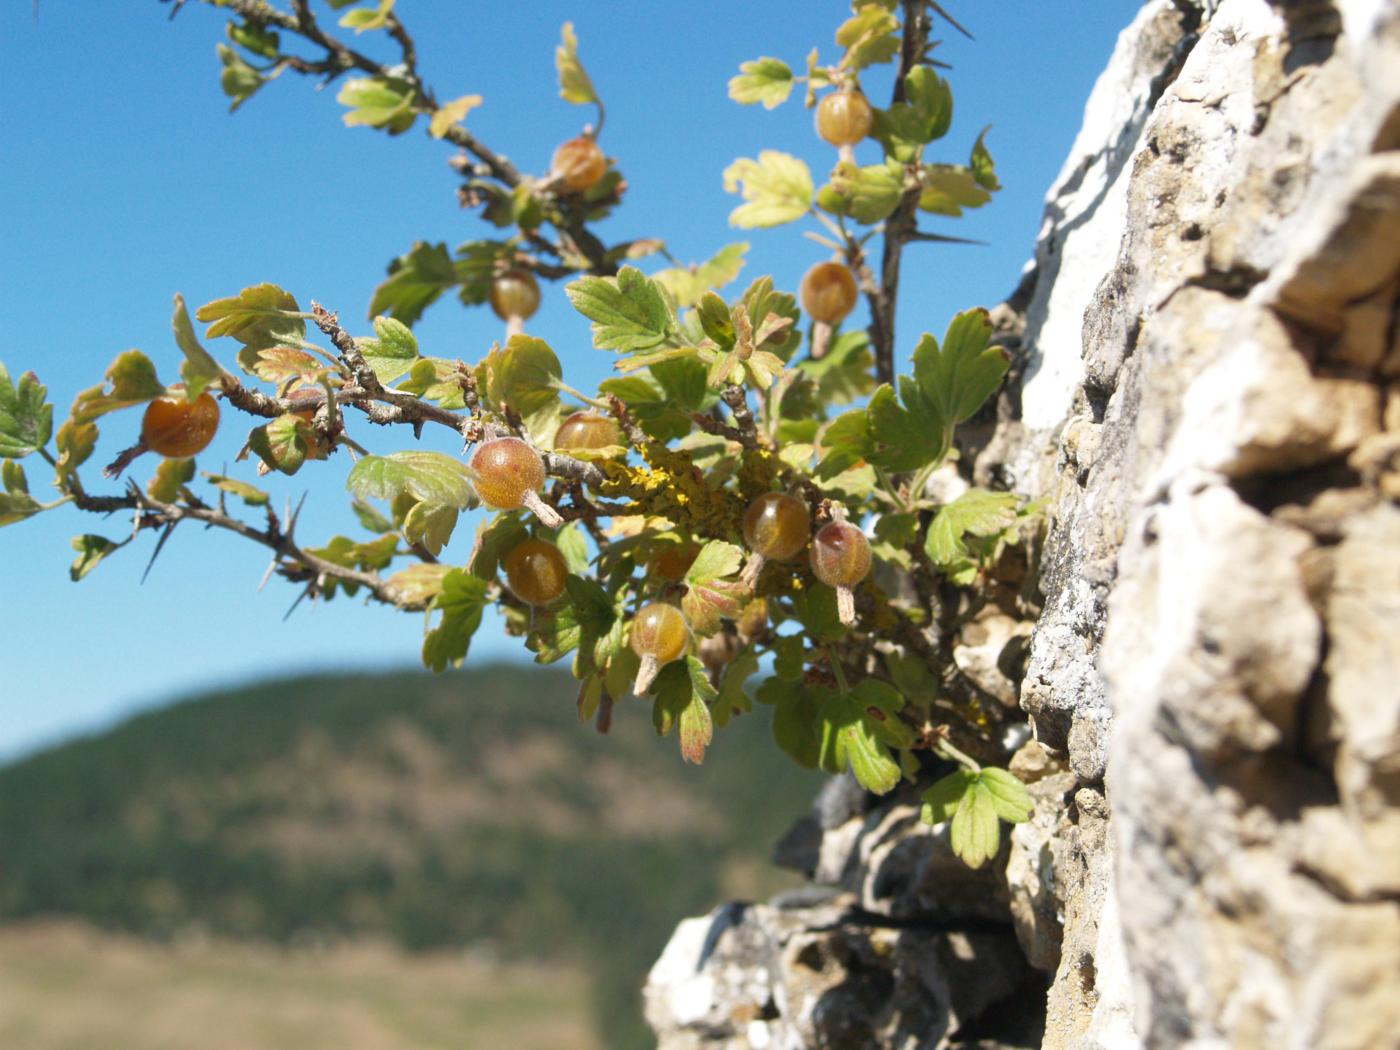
[872,511,919,570]
[792,583,844,643]
[723,152,813,229]
[71,351,166,424]
[979,767,1034,823]
[468,512,529,579]
[339,0,394,33]
[452,240,515,306]
[528,599,582,665]
[597,374,692,442]
[681,540,748,636]
[867,382,940,471]
[2,459,27,494]
[917,164,993,217]
[369,242,459,325]
[384,562,452,606]
[651,655,715,764]
[479,336,564,442]
[357,315,420,384]
[336,75,417,135]
[247,413,318,476]
[950,780,1001,869]
[652,243,749,309]
[554,523,590,574]
[147,456,195,502]
[217,43,265,113]
[757,676,828,770]
[347,451,476,510]
[196,284,305,351]
[227,19,279,59]
[565,266,677,354]
[817,160,904,224]
[421,569,490,672]
[69,534,119,581]
[55,419,97,477]
[771,635,806,681]
[970,127,1001,190]
[171,294,225,399]
[203,472,269,507]
[555,22,599,106]
[714,647,759,728]
[351,497,395,534]
[728,57,794,109]
[0,362,53,459]
[924,488,1019,565]
[835,4,900,70]
[0,490,43,527]
[429,94,482,139]
[920,769,977,825]
[819,680,912,794]
[873,67,952,162]
[814,408,872,479]
[401,500,460,557]
[911,308,1007,435]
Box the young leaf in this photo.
[339,0,395,33]
[247,413,321,476]
[336,76,417,135]
[555,22,599,107]
[873,67,952,161]
[681,540,748,636]
[351,497,396,534]
[2,459,27,494]
[836,4,900,70]
[979,766,1034,823]
[479,335,564,442]
[0,363,53,459]
[917,164,993,216]
[920,769,977,825]
[247,347,325,388]
[71,351,166,423]
[369,242,460,325]
[429,94,483,139]
[384,562,452,606]
[565,267,677,353]
[920,767,1033,869]
[55,419,97,477]
[203,472,269,507]
[217,43,265,112]
[358,315,420,384]
[817,161,904,224]
[970,127,1001,190]
[171,294,225,399]
[196,284,305,350]
[69,534,119,582]
[148,457,196,502]
[924,488,1019,565]
[950,781,1001,869]
[728,57,794,109]
[911,308,1007,435]
[723,152,813,229]
[346,451,476,510]
[227,19,279,60]
[651,242,749,309]
[421,569,490,672]
[0,490,43,527]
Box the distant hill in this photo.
[0,665,821,1048]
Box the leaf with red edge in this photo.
[681,540,749,636]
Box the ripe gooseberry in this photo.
[800,261,860,359]
[810,518,871,626]
[141,392,221,458]
[469,437,563,527]
[554,411,622,453]
[815,89,873,150]
[503,538,569,607]
[740,492,810,587]
[551,135,607,193]
[489,269,541,337]
[630,601,690,694]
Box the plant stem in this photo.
[934,736,981,772]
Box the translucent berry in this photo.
[652,543,699,583]
[141,392,220,458]
[630,602,690,694]
[743,493,810,561]
[551,135,607,192]
[469,437,563,527]
[811,519,870,627]
[503,538,569,607]
[800,262,859,326]
[815,89,873,148]
[554,411,622,452]
[489,269,541,323]
[811,520,871,587]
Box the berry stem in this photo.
[634,653,661,696]
[810,320,833,360]
[505,315,525,339]
[521,489,564,528]
[740,552,766,589]
[836,584,856,627]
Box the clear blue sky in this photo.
[0,1,1128,760]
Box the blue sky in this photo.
[0,1,1128,760]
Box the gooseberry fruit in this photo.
[554,411,622,452]
[740,492,810,587]
[141,392,221,458]
[468,437,563,527]
[503,538,569,607]
[630,601,690,694]
[551,135,607,193]
[811,519,871,626]
[815,89,873,149]
[800,262,859,327]
[652,543,699,583]
[489,269,541,337]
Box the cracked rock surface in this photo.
[648,1,1400,1046]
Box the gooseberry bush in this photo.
[0,0,1039,867]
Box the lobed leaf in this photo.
[723,152,813,229]
[555,22,599,106]
[728,57,794,109]
[421,569,490,672]
[565,267,677,354]
[0,362,53,459]
[346,451,476,510]
[197,284,305,350]
[69,534,118,582]
[369,242,459,325]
